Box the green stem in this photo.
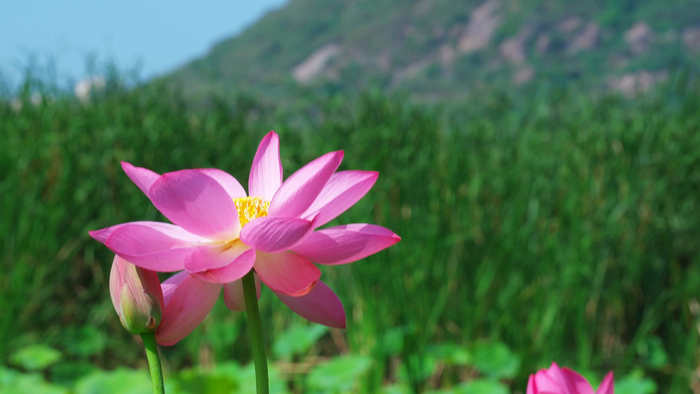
[141,332,165,394]
[243,270,269,394]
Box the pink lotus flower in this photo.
[527,363,613,394]
[90,131,400,345]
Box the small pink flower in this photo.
[110,255,164,335]
[527,362,613,394]
[90,131,400,345]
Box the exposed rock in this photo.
[31,92,43,106]
[567,21,600,54]
[683,26,700,52]
[513,65,535,85]
[557,17,582,34]
[10,92,49,110]
[500,27,531,64]
[536,34,550,55]
[292,43,341,83]
[10,99,22,112]
[457,0,502,54]
[74,76,106,101]
[377,53,391,72]
[608,71,667,96]
[625,22,653,54]
[439,45,456,66]
[392,58,432,86]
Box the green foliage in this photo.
[423,379,511,394]
[49,361,98,388]
[61,327,107,358]
[616,369,658,394]
[164,0,700,104]
[381,385,412,394]
[471,342,520,379]
[236,363,290,394]
[74,368,152,394]
[307,355,373,393]
[2,75,700,392]
[636,336,669,370]
[10,345,62,371]
[273,324,328,360]
[0,367,68,394]
[170,364,239,394]
[452,379,510,394]
[427,344,472,366]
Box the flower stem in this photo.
[243,270,269,394]
[141,332,165,394]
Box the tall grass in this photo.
[1,76,699,392]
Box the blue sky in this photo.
[0,0,288,87]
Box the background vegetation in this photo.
[1,71,699,393]
[165,0,700,103]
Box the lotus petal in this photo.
[269,151,343,218]
[249,131,283,201]
[291,224,400,265]
[254,251,320,296]
[274,281,346,328]
[156,272,221,346]
[149,169,240,240]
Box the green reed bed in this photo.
[1,79,699,392]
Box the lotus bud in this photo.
[109,255,165,335]
[527,362,613,394]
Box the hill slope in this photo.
[166,0,700,102]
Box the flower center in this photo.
[233,196,270,227]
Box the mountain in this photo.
[164,0,700,103]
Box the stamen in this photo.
[233,197,270,227]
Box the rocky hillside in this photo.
[165,0,700,103]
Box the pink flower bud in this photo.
[109,255,165,335]
[527,362,613,394]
